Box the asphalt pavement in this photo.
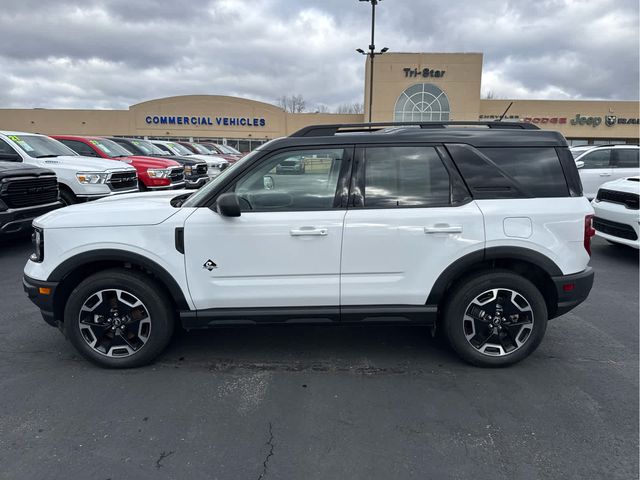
[0,236,637,480]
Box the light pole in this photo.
[357,0,388,123]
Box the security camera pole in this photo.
[357,0,388,123]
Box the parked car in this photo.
[592,176,640,249]
[107,138,209,189]
[151,140,228,177]
[574,145,639,199]
[0,131,138,206]
[0,162,61,236]
[275,156,305,174]
[52,136,185,191]
[200,142,243,163]
[181,141,239,164]
[23,121,594,369]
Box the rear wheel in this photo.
[442,271,547,367]
[64,269,174,368]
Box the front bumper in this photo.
[77,187,139,199]
[23,274,59,327]
[551,267,595,318]
[592,199,639,249]
[147,181,187,191]
[0,201,62,236]
[185,175,209,189]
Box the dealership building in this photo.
[0,52,638,152]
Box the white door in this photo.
[611,148,640,183]
[184,147,348,310]
[340,146,485,306]
[578,148,612,198]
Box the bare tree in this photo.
[335,102,365,114]
[277,94,307,113]
[482,90,500,100]
[314,104,330,113]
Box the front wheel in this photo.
[442,271,547,367]
[64,269,175,368]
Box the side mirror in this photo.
[263,175,274,190]
[575,160,584,169]
[215,192,241,217]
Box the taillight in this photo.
[584,214,595,255]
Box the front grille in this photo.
[596,189,639,210]
[108,171,137,191]
[1,175,59,209]
[593,217,638,240]
[169,168,185,184]
[195,163,208,175]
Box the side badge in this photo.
[203,259,218,271]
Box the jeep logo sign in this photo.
[571,114,602,127]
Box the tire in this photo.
[442,270,548,367]
[138,181,147,191]
[59,187,76,206]
[64,268,175,368]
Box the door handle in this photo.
[290,227,328,236]
[599,172,612,176]
[424,225,463,234]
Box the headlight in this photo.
[30,227,44,263]
[147,168,171,178]
[76,172,109,184]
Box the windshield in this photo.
[7,134,78,158]
[221,145,241,155]
[166,142,193,156]
[90,139,134,157]
[182,149,261,208]
[192,143,213,154]
[130,139,167,156]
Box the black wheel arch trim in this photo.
[47,249,190,310]
[426,246,563,306]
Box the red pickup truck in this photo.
[52,135,186,190]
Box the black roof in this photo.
[260,122,568,150]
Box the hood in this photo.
[147,154,200,166]
[34,190,188,229]
[187,154,228,167]
[36,155,136,173]
[124,155,181,169]
[600,177,640,195]
[0,161,55,177]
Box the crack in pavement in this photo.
[258,422,274,480]
[156,450,175,469]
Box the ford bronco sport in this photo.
[23,122,595,368]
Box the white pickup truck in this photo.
[0,131,138,205]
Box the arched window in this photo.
[393,83,450,122]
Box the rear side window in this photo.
[612,149,639,168]
[363,146,450,207]
[479,147,569,197]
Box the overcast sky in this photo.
[0,0,638,110]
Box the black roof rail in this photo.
[290,121,540,137]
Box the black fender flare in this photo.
[426,246,562,306]
[48,249,190,310]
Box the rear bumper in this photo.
[0,201,62,236]
[23,274,59,327]
[551,267,594,318]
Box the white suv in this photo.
[592,176,640,248]
[23,122,595,368]
[573,145,639,199]
[0,131,138,204]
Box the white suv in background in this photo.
[0,131,138,205]
[573,145,639,199]
[592,176,640,249]
[151,140,228,177]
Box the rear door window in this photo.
[362,146,450,208]
[612,149,639,169]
